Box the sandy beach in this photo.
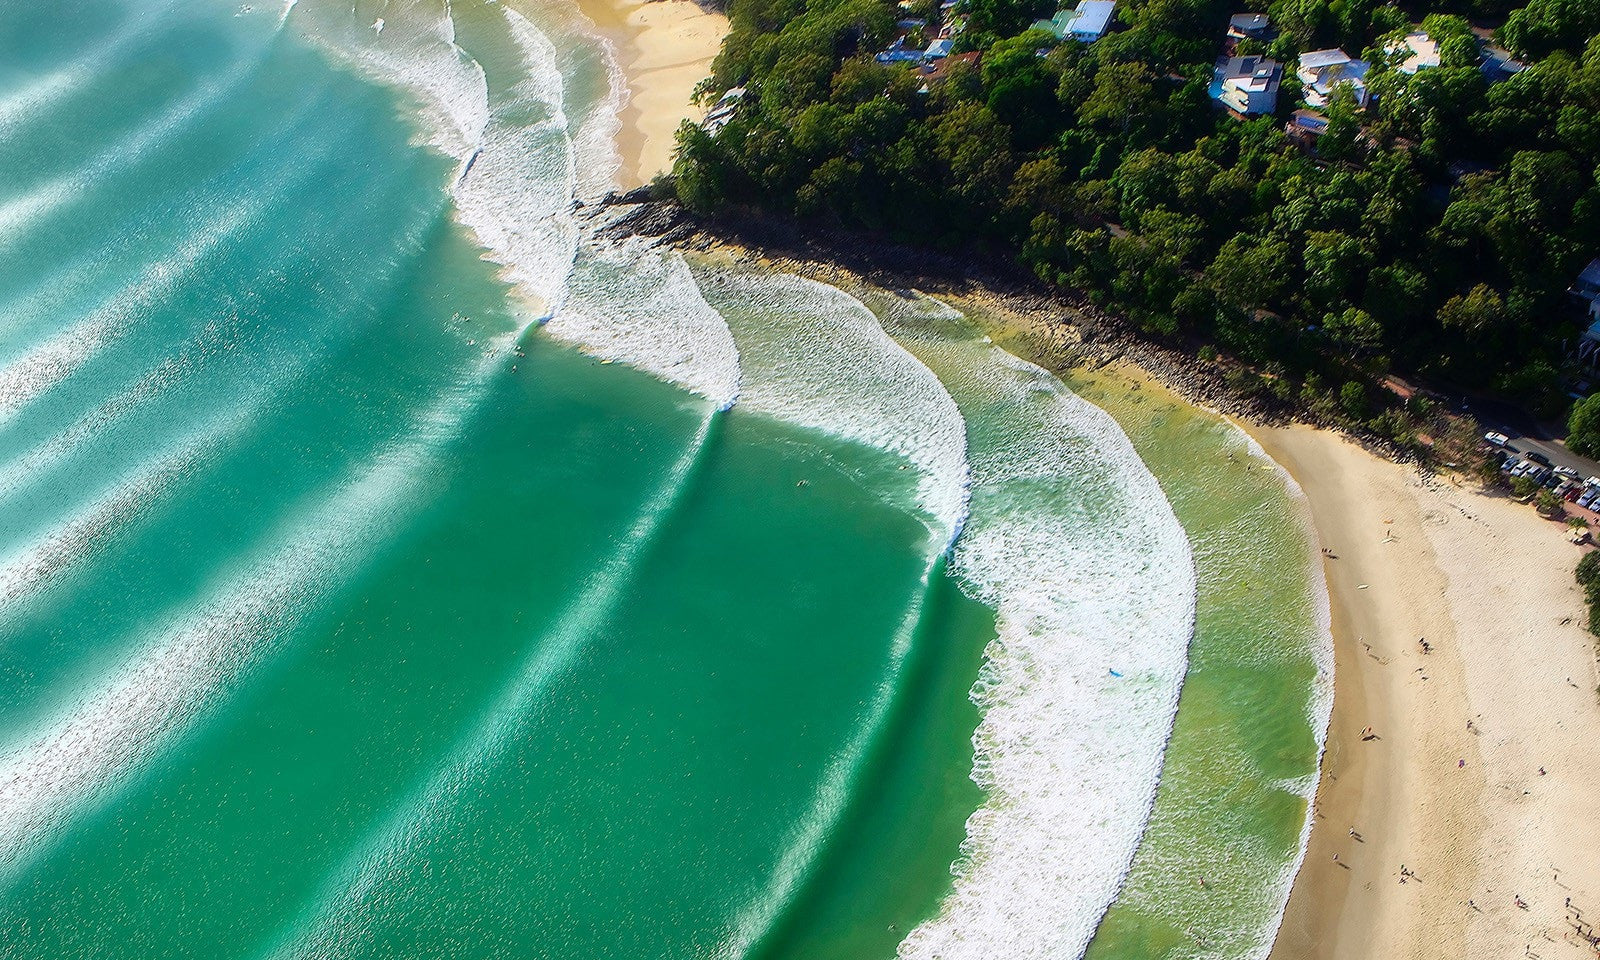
[573,0,728,189]
[1256,425,1600,960]
[642,213,1600,960]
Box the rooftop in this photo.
[1299,48,1353,71]
[1575,258,1600,299]
[1069,0,1116,37]
[1221,55,1281,96]
[1228,12,1270,33]
[1392,32,1441,73]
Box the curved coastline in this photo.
[29,2,1600,958]
[562,0,727,189]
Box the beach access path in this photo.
[1257,424,1600,960]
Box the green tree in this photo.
[1205,235,1293,312]
[1303,230,1370,309]
[1436,284,1508,342]
[1500,0,1600,58]
[1568,392,1600,457]
[983,30,1064,148]
[1079,62,1162,140]
[1323,306,1384,353]
[1339,380,1368,419]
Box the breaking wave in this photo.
[857,291,1196,960]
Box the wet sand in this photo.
[573,0,727,188]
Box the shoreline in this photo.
[1254,426,1600,960]
[647,217,1600,958]
[571,0,727,189]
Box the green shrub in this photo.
[1576,552,1600,636]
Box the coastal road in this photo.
[1497,432,1600,481]
[1461,397,1600,480]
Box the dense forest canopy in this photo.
[671,0,1600,423]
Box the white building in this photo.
[1389,32,1442,74]
[1217,55,1282,115]
[1062,0,1116,41]
[1297,48,1371,108]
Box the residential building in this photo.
[920,50,979,81]
[1389,31,1441,74]
[1290,108,1328,135]
[1216,55,1282,115]
[1227,12,1271,39]
[701,87,746,137]
[1573,258,1600,322]
[1481,44,1526,83]
[1571,258,1600,372]
[1297,48,1371,108]
[1032,0,1116,42]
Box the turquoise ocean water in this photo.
[0,3,1326,959]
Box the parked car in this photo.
[1485,431,1511,447]
[1581,489,1600,510]
[1526,451,1553,467]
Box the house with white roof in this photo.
[1216,55,1282,115]
[1032,0,1116,42]
[702,87,746,136]
[1389,32,1442,74]
[1297,48,1371,108]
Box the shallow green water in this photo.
[1045,362,1329,960]
[0,3,1324,959]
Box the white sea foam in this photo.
[693,269,968,539]
[0,342,511,885]
[292,0,491,155]
[503,0,627,197]
[291,0,742,405]
[447,5,583,310]
[553,241,740,407]
[288,2,572,306]
[855,293,1195,960]
[256,409,718,960]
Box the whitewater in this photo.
[0,2,1329,960]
